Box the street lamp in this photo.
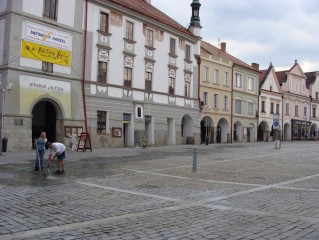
[1,84,12,155]
[204,105,211,145]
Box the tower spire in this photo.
[189,0,202,37]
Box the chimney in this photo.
[251,63,259,70]
[221,42,226,52]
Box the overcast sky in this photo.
[152,0,319,72]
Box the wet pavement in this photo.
[1,142,319,239]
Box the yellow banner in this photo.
[21,40,72,66]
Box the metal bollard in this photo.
[192,145,197,172]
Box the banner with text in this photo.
[21,40,72,66]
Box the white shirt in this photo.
[50,142,66,155]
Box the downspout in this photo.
[281,94,284,141]
[82,0,89,133]
[230,63,234,143]
[196,55,201,110]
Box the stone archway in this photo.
[284,123,291,141]
[217,118,229,143]
[258,121,269,142]
[32,99,61,143]
[200,116,213,144]
[233,121,243,142]
[181,115,195,144]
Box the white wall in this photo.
[0,0,7,12]
[23,0,42,17]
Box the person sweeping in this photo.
[33,132,47,171]
[47,141,66,175]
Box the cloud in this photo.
[152,0,319,71]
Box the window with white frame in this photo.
[170,38,176,55]
[203,92,208,106]
[248,77,254,91]
[270,102,274,114]
[214,94,218,109]
[124,67,132,87]
[203,66,209,82]
[169,77,175,95]
[285,102,289,115]
[99,12,109,33]
[97,61,107,83]
[224,95,228,110]
[44,0,57,19]
[185,81,190,97]
[304,106,307,117]
[146,29,154,47]
[145,72,152,91]
[185,45,191,61]
[295,105,299,117]
[276,103,280,114]
[235,73,242,88]
[248,102,254,116]
[97,110,107,134]
[234,99,242,114]
[213,69,219,84]
[224,72,229,86]
[125,21,134,40]
[313,107,316,118]
[261,100,265,112]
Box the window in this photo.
[270,86,273,91]
[224,96,228,110]
[145,72,152,91]
[185,45,191,61]
[203,92,208,106]
[97,61,107,83]
[234,99,242,114]
[146,29,154,47]
[276,103,280,114]
[170,38,176,55]
[97,110,107,134]
[313,107,316,118]
[248,77,254,91]
[316,92,319,99]
[214,69,219,84]
[169,77,175,95]
[295,105,299,117]
[44,0,57,19]
[270,102,274,114]
[184,81,190,97]
[261,101,265,112]
[224,72,229,86]
[203,66,209,82]
[304,107,307,117]
[125,21,134,40]
[42,61,53,73]
[124,67,132,87]
[248,102,254,116]
[235,73,242,88]
[285,103,289,115]
[99,12,109,33]
[214,94,218,109]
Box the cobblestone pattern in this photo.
[1,142,319,239]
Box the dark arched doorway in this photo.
[32,101,56,143]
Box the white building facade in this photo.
[83,0,201,148]
[0,0,85,151]
[258,63,283,141]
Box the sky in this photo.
[152,0,319,72]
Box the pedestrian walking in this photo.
[70,131,78,151]
[33,132,47,171]
[47,142,66,175]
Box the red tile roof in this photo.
[110,0,196,38]
[275,70,287,84]
[201,41,260,73]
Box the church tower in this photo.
[189,0,202,37]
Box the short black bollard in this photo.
[192,145,197,172]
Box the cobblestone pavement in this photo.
[1,141,319,239]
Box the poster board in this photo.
[77,133,92,152]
